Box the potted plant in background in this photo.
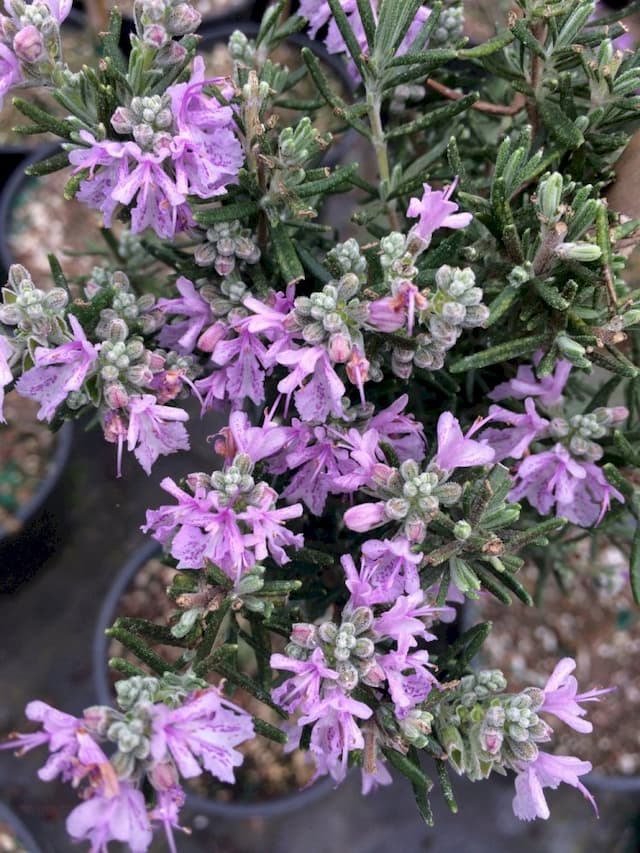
[1,0,640,850]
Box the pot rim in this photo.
[0,141,64,276]
[92,540,336,818]
[0,801,43,853]
[0,418,73,542]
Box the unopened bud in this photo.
[537,172,563,222]
[554,242,602,262]
[13,25,45,63]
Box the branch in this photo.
[425,79,525,116]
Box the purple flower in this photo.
[157,276,214,354]
[489,358,571,408]
[406,180,472,246]
[482,398,549,461]
[278,346,346,423]
[212,327,270,406]
[240,488,304,564]
[369,394,426,463]
[512,752,596,821]
[66,783,153,853]
[0,43,22,109]
[299,688,372,784]
[377,649,437,716]
[112,145,190,240]
[343,501,387,533]
[150,688,254,784]
[509,445,624,527]
[271,648,338,713]
[214,410,292,465]
[344,538,422,605]
[15,315,99,421]
[126,395,190,475]
[280,426,341,515]
[330,428,383,494]
[373,591,447,655]
[434,411,495,471]
[69,132,138,227]
[361,759,393,795]
[0,701,115,792]
[0,335,14,423]
[150,787,186,853]
[540,658,613,734]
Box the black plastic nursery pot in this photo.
[0,420,74,594]
[0,801,43,853]
[93,540,336,820]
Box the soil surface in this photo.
[475,550,640,778]
[0,396,56,536]
[6,166,107,289]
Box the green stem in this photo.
[366,87,400,231]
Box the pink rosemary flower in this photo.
[299,688,373,784]
[377,649,437,717]
[125,394,190,475]
[0,701,115,792]
[369,394,427,462]
[211,327,271,406]
[509,444,624,527]
[0,335,14,423]
[406,180,472,247]
[66,782,153,853]
[540,658,614,733]
[280,425,343,515]
[150,688,254,784]
[489,358,571,409]
[157,276,214,354]
[240,487,304,565]
[482,398,549,461]
[278,345,346,423]
[368,281,428,336]
[150,787,186,853]
[270,647,339,713]
[512,752,596,821]
[373,591,448,655]
[343,538,422,606]
[15,315,99,421]
[434,411,495,471]
[0,43,21,108]
[213,410,292,465]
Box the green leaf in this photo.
[327,0,367,79]
[382,747,434,792]
[374,0,423,68]
[47,255,70,294]
[253,717,287,744]
[25,150,70,176]
[449,335,548,372]
[436,760,458,814]
[386,93,478,140]
[270,222,305,286]
[12,98,74,138]
[105,626,173,676]
[194,201,260,226]
[538,100,585,149]
[356,0,376,50]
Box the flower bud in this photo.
[13,25,45,63]
[453,520,472,541]
[167,3,201,34]
[328,332,351,363]
[554,242,602,262]
[556,334,586,360]
[537,172,563,222]
[111,106,135,135]
[104,382,129,409]
[290,622,318,649]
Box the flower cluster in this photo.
[0,0,72,107]
[432,658,612,821]
[70,56,243,239]
[0,676,254,852]
[481,358,627,526]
